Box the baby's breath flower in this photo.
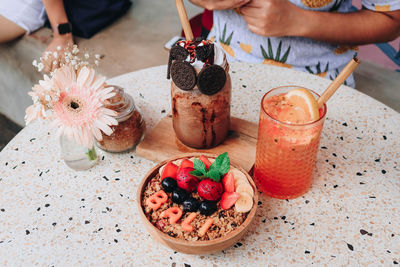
[56,46,61,51]
[95,54,101,60]
[37,63,44,72]
[44,109,53,118]
[94,60,99,66]
[84,53,89,59]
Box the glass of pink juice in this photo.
[253,86,327,199]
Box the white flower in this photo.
[84,53,89,59]
[95,54,101,60]
[44,109,53,118]
[56,46,61,51]
[37,63,44,72]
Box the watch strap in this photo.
[54,23,72,35]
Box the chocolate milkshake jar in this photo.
[168,39,231,149]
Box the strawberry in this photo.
[161,162,178,180]
[179,159,193,171]
[220,192,240,210]
[222,172,235,192]
[199,155,212,170]
[176,167,199,192]
[197,179,224,201]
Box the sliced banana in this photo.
[159,164,166,177]
[236,182,254,198]
[230,168,248,188]
[234,192,253,213]
[173,159,183,166]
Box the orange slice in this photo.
[280,88,319,124]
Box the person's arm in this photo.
[41,0,74,71]
[189,0,250,10]
[42,0,73,50]
[240,0,400,45]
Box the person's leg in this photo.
[0,15,27,43]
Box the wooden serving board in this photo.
[136,115,258,172]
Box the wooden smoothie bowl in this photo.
[137,153,258,254]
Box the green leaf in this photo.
[208,160,218,172]
[193,159,207,175]
[281,46,291,63]
[305,66,313,74]
[316,62,321,73]
[324,62,329,73]
[226,31,233,45]
[86,147,97,161]
[221,23,227,43]
[267,38,274,59]
[215,152,230,175]
[260,45,268,59]
[275,41,282,61]
[207,169,221,182]
[190,170,204,177]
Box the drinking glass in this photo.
[253,86,327,199]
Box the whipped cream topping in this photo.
[178,41,227,70]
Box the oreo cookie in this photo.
[171,45,189,61]
[167,45,189,79]
[195,44,214,64]
[197,65,226,95]
[170,61,197,91]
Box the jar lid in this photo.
[104,85,135,121]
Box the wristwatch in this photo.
[53,22,72,35]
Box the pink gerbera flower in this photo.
[50,64,118,148]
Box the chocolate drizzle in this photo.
[200,107,207,147]
[172,97,178,116]
[211,125,216,146]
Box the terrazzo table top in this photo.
[0,63,399,266]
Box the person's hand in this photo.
[189,0,250,10]
[240,0,304,37]
[42,33,74,72]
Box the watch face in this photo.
[58,23,71,35]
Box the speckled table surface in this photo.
[0,63,399,266]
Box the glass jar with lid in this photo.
[96,85,145,152]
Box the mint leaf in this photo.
[207,169,221,182]
[193,159,207,175]
[190,170,204,177]
[208,161,218,172]
[215,152,230,175]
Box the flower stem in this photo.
[86,147,97,161]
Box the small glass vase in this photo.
[60,134,98,171]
